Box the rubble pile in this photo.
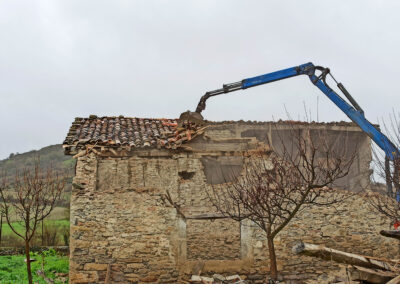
[188,273,246,284]
[158,119,207,149]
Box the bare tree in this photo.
[0,212,3,246]
[372,111,400,197]
[369,158,400,225]
[207,124,358,281]
[368,112,400,226]
[367,191,400,226]
[0,159,65,284]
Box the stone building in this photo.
[63,116,397,283]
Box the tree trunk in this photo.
[267,235,278,281]
[41,216,44,246]
[25,239,33,284]
[385,156,393,197]
[394,159,400,199]
[25,209,33,284]
[0,214,3,246]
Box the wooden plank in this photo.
[186,213,228,220]
[292,241,393,271]
[387,275,400,284]
[348,265,396,283]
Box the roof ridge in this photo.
[63,116,365,155]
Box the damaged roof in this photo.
[63,115,202,154]
[63,115,362,155]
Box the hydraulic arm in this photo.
[194,62,399,161]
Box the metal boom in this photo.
[195,62,399,160]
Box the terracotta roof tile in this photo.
[64,115,362,154]
[63,116,200,151]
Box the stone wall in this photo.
[69,122,396,283]
[0,246,69,256]
[186,219,241,260]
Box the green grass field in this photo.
[0,255,68,283]
[1,219,69,237]
[0,218,70,247]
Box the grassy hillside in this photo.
[0,144,74,207]
[0,145,72,247]
[0,144,75,178]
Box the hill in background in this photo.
[0,144,74,207]
[0,145,73,246]
[0,144,75,175]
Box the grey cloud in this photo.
[1,0,400,158]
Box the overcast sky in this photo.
[1,0,400,159]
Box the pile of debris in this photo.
[183,260,248,284]
[158,119,208,149]
[188,274,246,284]
[293,230,400,283]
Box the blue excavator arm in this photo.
[195,62,399,161]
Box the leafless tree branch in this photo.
[0,157,65,284]
[206,122,359,280]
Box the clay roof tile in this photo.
[63,116,184,150]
